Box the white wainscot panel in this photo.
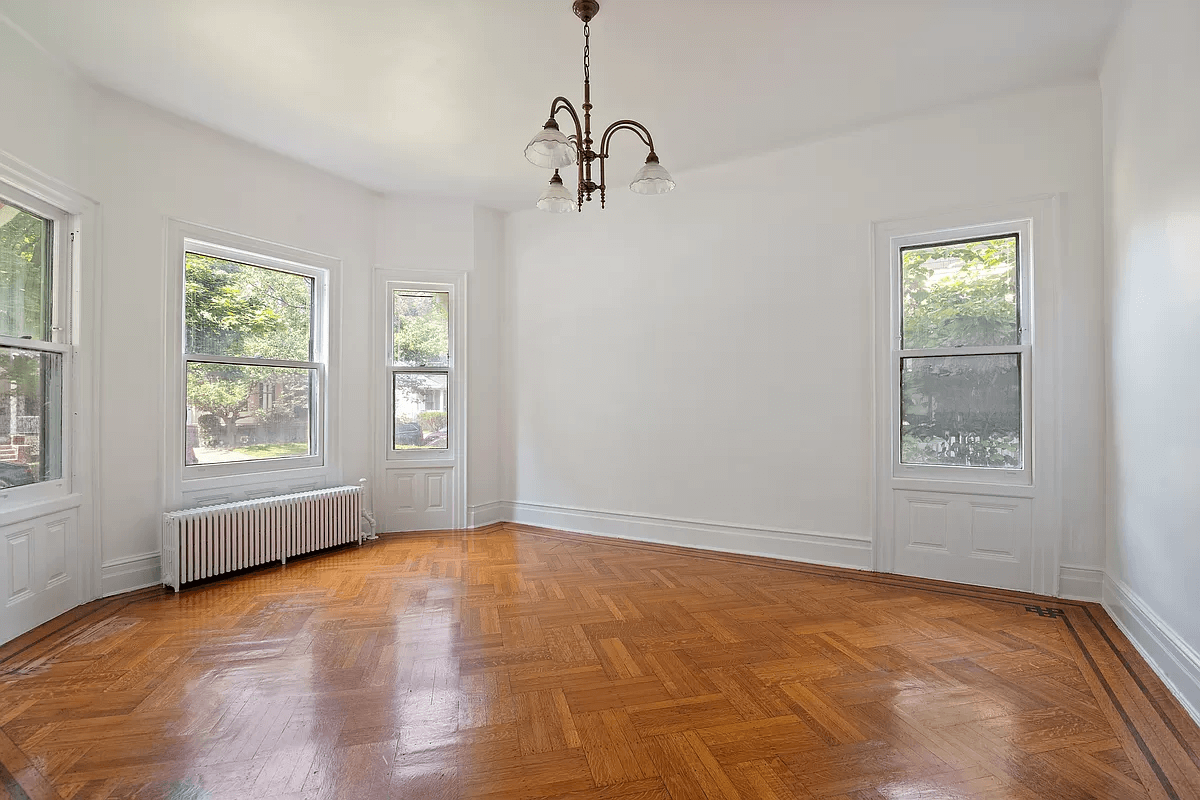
[893,490,1032,591]
[382,466,454,532]
[1,509,79,644]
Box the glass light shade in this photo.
[629,159,675,195]
[525,125,577,169]
[537,173,576,213]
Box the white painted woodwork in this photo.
[0,509,80,644]
[874,200,1061,595]
[893,490,1033,591]
[381,466,454,532]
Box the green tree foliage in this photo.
[184,255,313,452]
[0,203,50,340]
[393,291,448,365]
[900,238,1022,468]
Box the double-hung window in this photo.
[180,238,327,475]
[894,225,1032,482]
[390,287,451,452]
[0,183,69,496]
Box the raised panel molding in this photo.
[1,510,80,643]
[969,503,1019,560]
[426,473,446,512]
[907,501,949,551]
[6,528,33,601]
[380,466,455,531]
[391,473,416,512]
[46,519,69,585]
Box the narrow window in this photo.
[182,250,324,468]
[391,289,450,451]
[0,188,67,491]
[897,234,1029,472]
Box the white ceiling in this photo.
[1,0,1126,210]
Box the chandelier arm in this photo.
[550,96,587,211]
[599,120,656,158]
[549,97,585,146]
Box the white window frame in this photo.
[164,221,337,490]
[0,181,73,507]
[888,218,1034,487]
[383,278,460,464]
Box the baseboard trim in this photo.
[100,552,161,597]
[1059,564,1105,602]
[469,501,508,528]
[498,501,873,571]
[1103,574,1200,726]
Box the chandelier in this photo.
[524,0,675,213]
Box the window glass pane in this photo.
[394,372,447,450]
[0,201,52,341]
[185,253,313,361]
[186,363,313,465]
[0,346,62,487]
[901,354,1022,469]
[901,235,1018,349]
[393,291,449,367]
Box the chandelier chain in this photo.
[583,22,591,84]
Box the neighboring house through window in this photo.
[391,288,451,451]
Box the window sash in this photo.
[391,367,449,451]
[0,183,69,347]
[899,233,1023,350]
[0,181,72,502]
[898,351,1025,470]
[384,278,456,462]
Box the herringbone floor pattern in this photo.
[1,524,1198,799]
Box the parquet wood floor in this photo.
[1,524,1198,799]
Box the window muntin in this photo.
[390,289,450,452]
[1,189,68,494]
[182,251,322,468]
[895,232,1028,475]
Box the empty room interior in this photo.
[1,0,1198,797]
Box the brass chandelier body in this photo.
[525,0,675,212]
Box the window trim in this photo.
[0,181,73,506]
[164,221,338,491]
[384,280,457,462]
[888,218,1035,486]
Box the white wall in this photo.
[1101,0,1200,721]
[0,21,505,602]
[91,88,379,592]
[371,196,506,525]
[505,83,1106,576]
